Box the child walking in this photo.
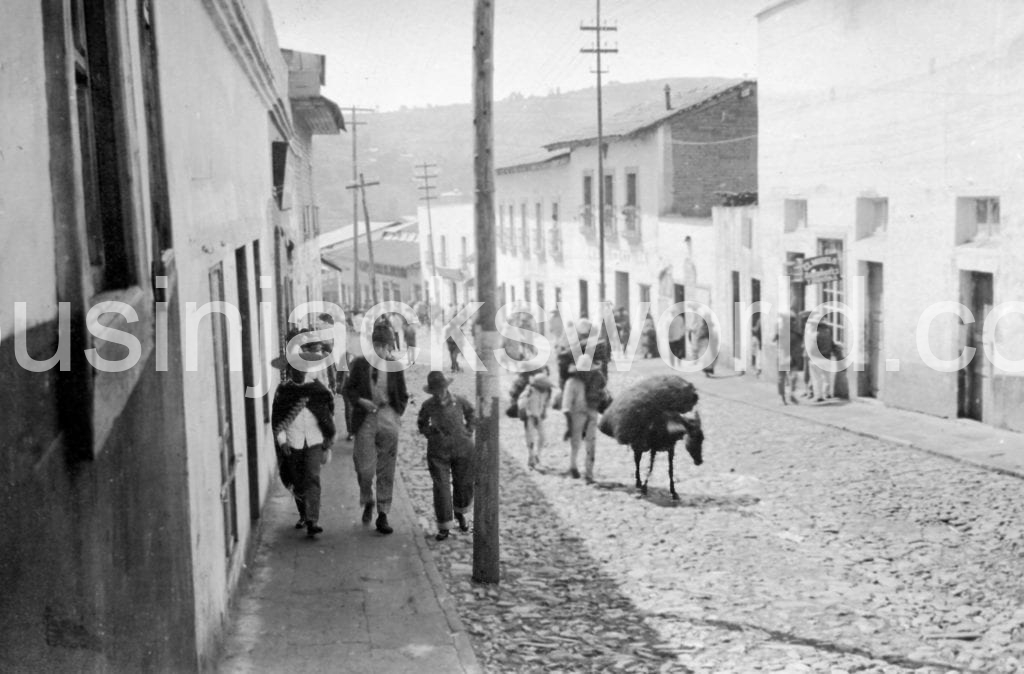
[417,371,475,541]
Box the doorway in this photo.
[751,277,762,370]
[209,262,238,558]
[861,262,884,398]
[615,271,630,314]
[235,246,260,518]
[958,271,993,421]
[673,283,686,358]
[731,271,741,365]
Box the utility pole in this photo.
[472,0,499,585]
[344,106,374,310]
[414,162,440,318]
[346,174,381,305]
[581,0,617,305]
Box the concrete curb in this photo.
[696,385,1024,481]
[393,469,483,674]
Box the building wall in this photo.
[157,0,310,661]
[420,200,477,315]
[0,0,331,670]
[759,0,1024,429]
[711,206,764,370]
[496,132,720,334]
[0,1,195,669]
[668,83,758,217]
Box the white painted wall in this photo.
[157,0,291,657]
[0,1,57,336]
[759,0,1024,426]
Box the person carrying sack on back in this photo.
[417,371,475,541]
[509,366,554,470]
[561,353,606,483]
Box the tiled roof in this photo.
[543,79,753,150]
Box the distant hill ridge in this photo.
[314,76,737,227]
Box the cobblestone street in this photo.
[396,358,1024,673]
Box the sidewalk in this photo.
[217,424,481,673]
[688,362,1024,480]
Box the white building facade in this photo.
[758,0,1024,430]
[495,81,758,338]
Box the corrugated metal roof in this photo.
[497,149,571,174]
[321,237,422,269]
[543,80,752,150]
[318,220,407,250]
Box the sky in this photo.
[267,0,766,111]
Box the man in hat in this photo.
[271,340,336,538]
[417,371,475,541]
[342,324,409,534]
[556,318,610,392]
[561,353,607,482]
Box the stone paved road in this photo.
[395,357,1024,673]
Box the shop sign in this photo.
[801,254,841,284]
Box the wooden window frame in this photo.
[44,0,161,460]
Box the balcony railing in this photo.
[602,205,617,237]
[549,226,563,262]
[579,205,594,233]
[622,206,641,241]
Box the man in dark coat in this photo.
[343,324,409,534]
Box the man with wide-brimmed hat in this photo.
[270,329,336,538]
[416,371,475,541]
[342,323,409,534]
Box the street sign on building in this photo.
[801,254,841,284]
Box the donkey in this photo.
[631,410,703,500]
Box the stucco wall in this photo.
[758,0,1024,428]
[0,4,198,669]
[156,0,289,660]
[0,1,57,335]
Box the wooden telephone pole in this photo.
[581,0,617,304]
[346,174,381,305]
[472,0,499,585]
[344,106,374,310]
[414,162,440,316]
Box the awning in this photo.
[291,95,346,134]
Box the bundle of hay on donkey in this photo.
[598,375,704,500]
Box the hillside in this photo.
[313,77,735,228]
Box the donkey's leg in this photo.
[644,451,656,495]
[668,447,678,500]
[633,448,644,490]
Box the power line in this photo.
[581,0,618,307]
[341,106,375,309]
[413,162,440,314]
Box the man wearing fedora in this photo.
[343,324,409,534]
[417,371,475,541]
